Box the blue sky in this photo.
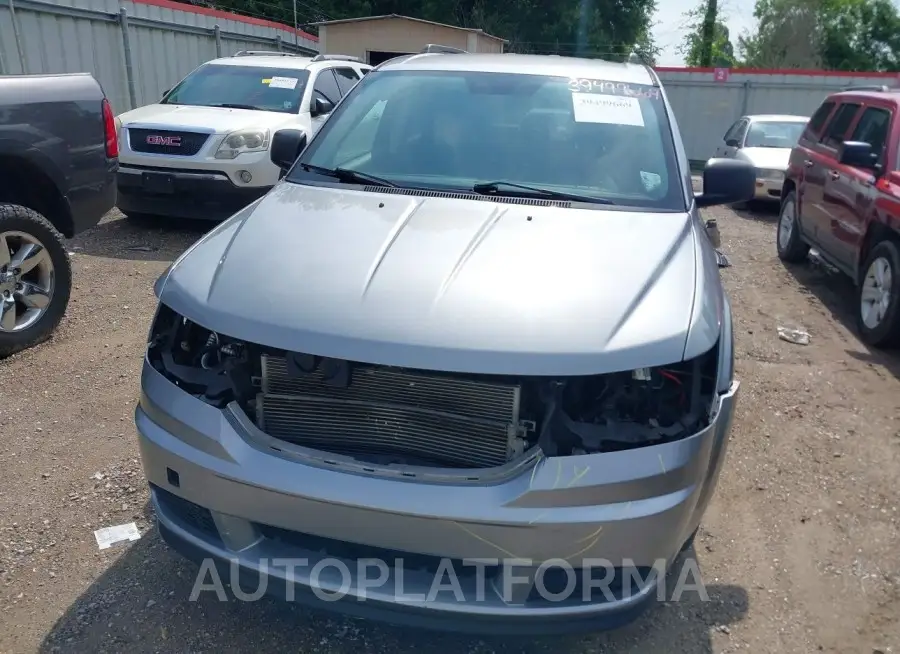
[652,0,758,66]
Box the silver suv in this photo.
[137,49,754,633]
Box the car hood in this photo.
[117,103,298,134]
[156,184,723,375]
[739,147,792,170]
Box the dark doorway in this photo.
[368,50,413,65]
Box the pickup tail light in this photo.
[102,98,119,158]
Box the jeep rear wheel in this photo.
[857,240,900,348]
[0,204,72,357]
[777,191,810,263]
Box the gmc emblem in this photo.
[146,134,181,146]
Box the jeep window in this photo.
[821,103,861,149]
[313,70,341,106]
[291,70,685,211]
[850,107,891,162]
[162,64,311,114]
[744,121,806,148]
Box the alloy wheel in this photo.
[0,231,55,333]
[778,200,794,250]
[860,256,893,330]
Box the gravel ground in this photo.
[1,204,899,653]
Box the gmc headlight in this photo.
[215,129,270,159]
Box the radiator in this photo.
[256,354,525,468]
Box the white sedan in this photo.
[715,114,809,204]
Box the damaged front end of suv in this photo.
[147,302,727,472]
[136,196,738,634]
[134,55,748,635]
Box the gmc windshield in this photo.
[162,64,311,114]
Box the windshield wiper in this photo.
[300,163,397,188]
[472,181,614,204]
[209,103,264,111]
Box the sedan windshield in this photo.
[289,69,685,211]
[744,121,806,148]
[162,64,310,114]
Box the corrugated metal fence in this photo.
[1,1,897,162]
[0,0,319,113]
[656,67,900,163]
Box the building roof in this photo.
[311,14,507,43]
[379,53,655,85]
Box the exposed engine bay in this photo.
[148,305,720,469]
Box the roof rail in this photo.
[232,50,302,58]
[420,44,467,54]
[842,84,893,92]
[310,54,362,62]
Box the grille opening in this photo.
[256,354,535,469]
[153,484,218,538]
[147,307,719,471]
[257,523,500,581]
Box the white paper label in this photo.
[94,522,141,550]
[572,93,644,127]
[269,76,299,90]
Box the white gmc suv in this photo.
[115,51,371,221]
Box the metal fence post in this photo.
[8,0,28,74]
[739,80,751,117]
[214,25,222,57]
[119,7,138,110]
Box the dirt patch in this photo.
[1,208,899,653]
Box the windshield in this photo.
[288,69,685,211]
[744,121,806,148]
[162,64,310,114]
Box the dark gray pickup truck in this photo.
[0,72,118,356]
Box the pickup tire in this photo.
[776,191,810,263]
[857,240,900,348]
[0,204,72,357]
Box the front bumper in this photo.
[753,173,784,201]
[116,165,270,220]
[136,358,738,634]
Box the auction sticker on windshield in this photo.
[268,76,299,89]
[571,93,645,127]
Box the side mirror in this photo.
[725,138,740,147]
[838,140,878,169]
[270,129,308,172]
[310,95,335,117]
[162,88,170,98]
[695,158,756,208]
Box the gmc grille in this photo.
[128,128,209,156]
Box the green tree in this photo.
[181,0,658,62]
[631,20,661,65]
[739,0,900,71]
[678,1,737,67]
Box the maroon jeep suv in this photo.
[778,89,900,347]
